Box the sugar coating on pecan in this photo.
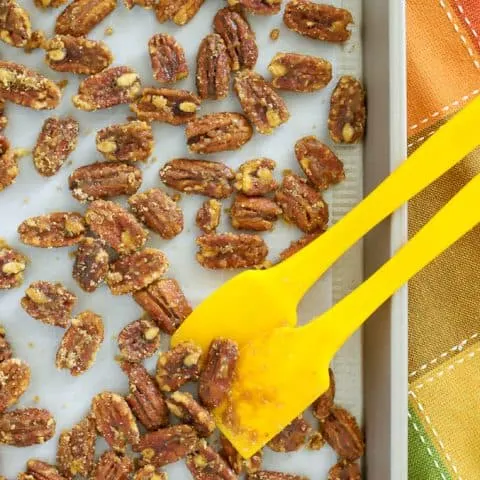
[230,194,282,231]
[227,0,281,15]
[0,239,26,289]
[234,158,277,196]
[0,0,32,47]
[186,439,237,480]
[196,199,221,234]
[267,415,312,452]
[0,358,30,413]
[155,0,205,25]
[72,237,109,293]
[118,318,161,362]
[149,33,188,83]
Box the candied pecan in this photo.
[155,0,205,25]
[0,61,62,109]
[0,358,30,413]
[0,135,17,191]
[21,281,77,328]
[118,318,161,362]
[35,0,67,8]
[230,194,281,231]
[149,33,188,83]
[0,100,7,131]
[0,240,26,289]
[323,406,364,461]
[55,0,116,36]
[160,159,234,199]
[220,434,262,474]
[196,34,230,100]
[187,112,253,154]
[132,88,200,125]
[328,76,366,144]
[307,431,325,450]
[134,425,198,467]
[128,188,184,239]
[234,70,289,134]
[267,415,311,452]
[69,162,142,202]
[33,117,79,177]
[279,233,319,261]
[133,278,192,335]
[0,408,55,446]
[196,199,221,234]
[269,53,332,92]
[121,361,169,430]
[214,7,258,71]
[234,158,277,196]
[228,0,281,15]
[18,460,66,480]
[24,29,46,51]
[196,233,268,269]
[92,392,139,453]
[85,200,148,254]
[72,237,109,292]
[313,368,335,420]
[166,391,215,437]
[45,35,113,75]
[135,466,167,480]
[155,341,201,392]
[96,121,153,162]
[56,311,104,376]
[187,439,236,480]
[199,338,238,409]
[73,66,141,111]
[275,173,328,233]
[0,326,12,362]
[284,1,353,42]
[249,472,308,480]
[0,0,31,47]
[91,451,133,480]
[18,212,86,248]
[123,0,153,9]
[328,460,361,480]
[107,248,169,295]
[57,416,96,478]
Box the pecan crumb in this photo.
[270,28,280,40]
[196,199,221,234]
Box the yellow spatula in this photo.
[172,95,480,353]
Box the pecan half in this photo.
[228,0,281,15]
[85,200,148,254]
[313,368,335,421]
[199,338,238,409]
[135,466,167,480]
[91,451,133,480]
[155,0,205,25]
[118,318,161,362]
[234,158,277,196]
[196,199,221,234]
[55,0,116,37]
[73,66,141,111]
[92,392,139,453]
[69,162,142,202]
[220,434,262,474]
[129,188,184,239]
[33,117,79,177]
[155,341,201,392]
[0,0,31,47]
[0,61,62,109]
[56,311,104,376]
[249,472,308,480]
[275,173,328,233]
[107,248,169,295]
[196,233,268,269]
[230,194,281,231]
[323,406,364,461]
[18,212,86,247]
[328,460,361,480]
[18,460,66,480]
[57,416,96,479]
[269,53,332,92]
[0,359,30,413]
[134,425,198,467]
[0,326,12,363]
[0,135,17,191]
[45,35,113,74]
[133,278,192,335]
[307,430,325,450]
[0,240,26,289]
[267,415,311,452]
[0,100,7,131]
[121,361,169,430]
[187,439,236,480]
[214,7,258,71]
[131,87,200,125]
[328,76,366,144]
[21,281,77,328]
[96,121,154,162]
[284,0,353,42]
[149,33,188,83]
[160,159,234,199]
[166,391,215,437]
[72,237,109,292]
[234,70,289,134]
[196,34,230,100]
[0,408,55,446]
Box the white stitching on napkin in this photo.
[407,130,436,149]
[454,2,480,47]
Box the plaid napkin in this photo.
[407,0,480,478]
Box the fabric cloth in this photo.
[407,0,480,478]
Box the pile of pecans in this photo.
[0,0,367,478]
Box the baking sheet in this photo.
[0,0,363,476]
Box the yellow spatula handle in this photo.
[304,173,480,351]
[268,95,480,302]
